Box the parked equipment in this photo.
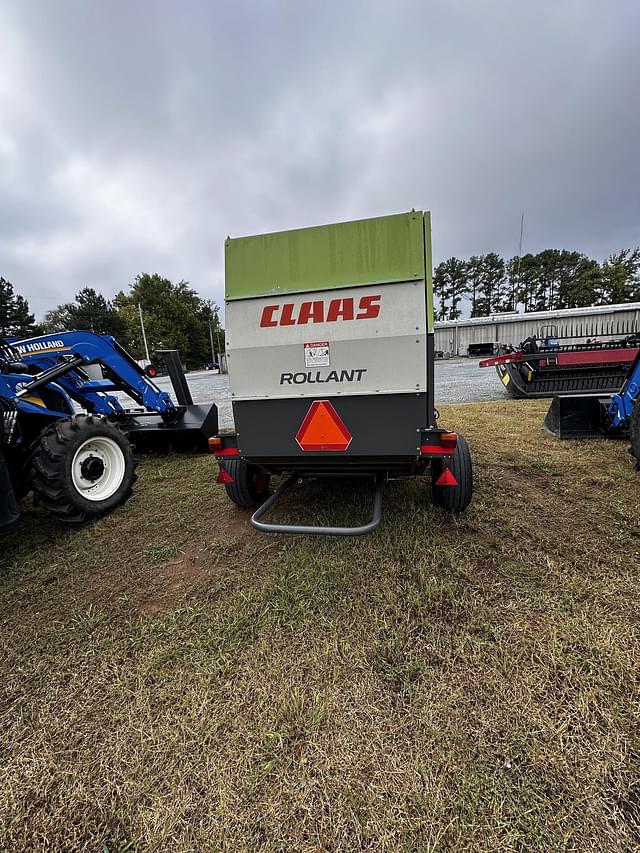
[9,331,218,452]
[210,211,473,535]
[479,328,640,398]
[1,332,218,525]
[543,349,640,466]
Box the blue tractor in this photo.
[1,331,218,527]
[544,349,640,466]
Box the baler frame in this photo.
[211,211,472,534]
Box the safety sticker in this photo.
[304,341,330,368]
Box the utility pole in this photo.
[216,327,225,372]
[137,303,150,362]
[208,319,216,364]
[514,212,524,309]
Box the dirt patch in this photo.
[137,508,256,616]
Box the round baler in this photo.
[211,211,473,534]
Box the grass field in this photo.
[1,400,639,851]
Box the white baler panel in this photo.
[226,281,427,400]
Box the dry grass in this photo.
[1,400,639,851]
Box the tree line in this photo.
[0,273,224,369]
[434,248,640,321]
[3,248,640,354]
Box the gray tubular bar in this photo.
[250,474,384,536]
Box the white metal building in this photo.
[434,302,640,356]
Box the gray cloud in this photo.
[1,0,638,319]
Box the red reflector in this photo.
[216,468,233,484]
[296,400,352,452]
[420,432,457,455]
[420,445,452,456]
[435,467,458,487]
[215,447,240,457]
[440,432,457,448]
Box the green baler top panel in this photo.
[225,211,427,300]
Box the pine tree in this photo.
[433,262,450,321]
[433,258,468,320]
[482,253,508,314]
[0,277,37,337]
[505,257,521,311]
[466,256,483,317]
[597,249,640,304]
[556,255,599,308]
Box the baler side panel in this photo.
[225,212,425,300]
[226,281,427,401]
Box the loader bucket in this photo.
[543,394,609,439]
[123,402,219,453]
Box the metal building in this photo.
[434,302,640,357]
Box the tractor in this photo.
[1,331,218,528]
[0,341,136,525]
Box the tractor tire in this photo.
[30,415,136,524]
[630,399,640,469]
[223,459,270,508]
[432,434,473,514]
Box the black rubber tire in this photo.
[432,434,473,513]
[30,415,137,524]
[223,459,270,508]
[630,399,640,469]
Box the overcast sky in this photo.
[1,0,639,319]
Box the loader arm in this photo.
[608,349,640,428]
[10,331,176,417]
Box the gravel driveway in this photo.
[153,358,505,429]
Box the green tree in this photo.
[433,258,468,320]
[597,249,640,305]
[43,288,128,340]
[114,273,223,368]
[506,257,521,311]
[557,256,600,308]
[476,253,507,315]
[466,256,484,317]
[0,277,38,337]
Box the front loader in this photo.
[543,349,640,466]
[10,331,218,452]
[1,342,137,525]
[1,332,219,526]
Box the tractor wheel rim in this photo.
[71,436,126,501]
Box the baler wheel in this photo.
[432,434,473,514]
[223,459,271,508]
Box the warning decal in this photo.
[304,341,330,368]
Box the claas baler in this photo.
[210,211,472,535]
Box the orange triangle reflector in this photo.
[296,400,352,452]
[435,467,458,487]
[216,467,233,484]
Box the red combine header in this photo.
[480,327,639,398]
